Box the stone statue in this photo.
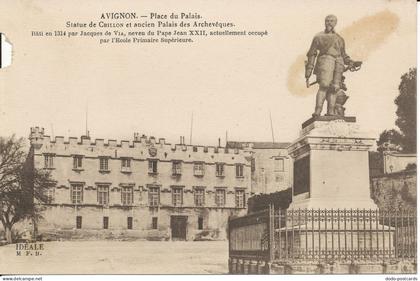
[305,15,362,117]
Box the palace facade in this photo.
[29,127,252,241]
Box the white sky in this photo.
[0,0,416,146]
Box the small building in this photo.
[29,127,251,241]
[226,141,292,194]
[383,151,416,174]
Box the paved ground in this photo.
[0,240,229,274]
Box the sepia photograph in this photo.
[0,0,417,279]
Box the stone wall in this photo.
[371,169,416,211]
[229,258,416,274]
[37,205,246,241]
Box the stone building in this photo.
[29,127,251,241]
[226,141,292,194]
[382,151,416,174]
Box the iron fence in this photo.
[228,205,416,264]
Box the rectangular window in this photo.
[235,164,244,177]
[103,216,109,229]
[121,186,133,205]
[235,189,245,208]
[127,217,133,230]
[198,217,203,230]
[148,186,160,207]
[44,154,54,169]
[97,185,109,205]
[121,158,131,168]
[193,162,205,176]
[73,155,83,169]
[99,157,109,171]
[71,184,83,204]
[194,188,205,207]
[215,188,226,207]
[148,159,158,174]
[172,161,182,175]
[274,158,285,172]
[216,163,225,177]
[76,216,82,229]
[152,217,158,229]
[172,187,183,207]
[121,158,131,172]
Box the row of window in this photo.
[44,155,245,177]
[67,185,246,208]
[75,216,204,230]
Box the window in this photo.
[148,159,158,174]
[127,217,133,230]
[71,184,83,204]
[235,189,245,208]
[274,158,284,172]
[235,164,244,177]
[215,188,226,207]
[148,186,160,207]
[216,163,225,177]
[172,161,182,175]
[99,157,109,171]
[198,217,203,230]
[194,188,205,207]
[73,155,83,169]
[121,158,131,172]
[121,186,133,205]
[46,188,55,204]
[152,217,158,229]
[193,162,205,176]
[97,185,109,205]
[103,216,109,229]
[172,187,183,207]
[76,216,82,229]
[44,154,54,169]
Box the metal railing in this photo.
[228,205,416,264]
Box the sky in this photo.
[0,0,416,146]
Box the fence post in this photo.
[228,216,231,262]
[268,204,274,270]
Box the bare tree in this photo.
[0,136,53,243]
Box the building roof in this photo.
[226,141,291,149]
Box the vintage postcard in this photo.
[0,0,417,278]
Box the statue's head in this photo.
[324,14,337,32]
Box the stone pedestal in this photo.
[287,117,377,209]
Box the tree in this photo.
[376,129,403,152]
[0,136,53,243]
[395,68,417,152]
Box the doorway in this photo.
[171,216,188,240]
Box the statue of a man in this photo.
[305,15,356,117]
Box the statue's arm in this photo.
[305,37,318,78]
[341,38,352,65]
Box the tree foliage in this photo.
[395,68,417,153]
[376,129,403,152]
[377,68,417,153]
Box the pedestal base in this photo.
[288,118,377,210]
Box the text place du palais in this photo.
[66,12,203,29]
